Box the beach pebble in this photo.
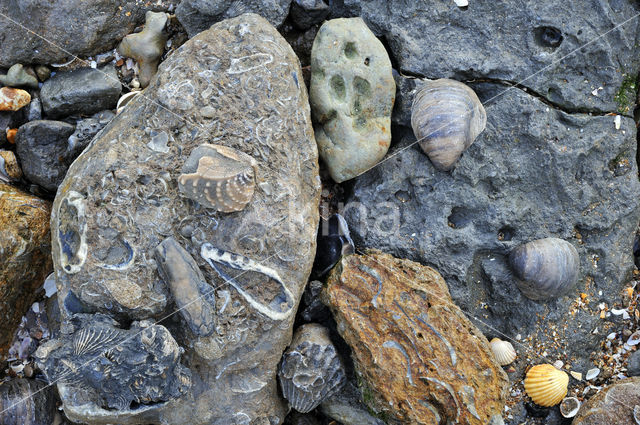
[290,0,330,30]
[0,87,31,111]
[0,64,39,89]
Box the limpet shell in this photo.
[410,78,486,171]
[178,144,257,213]
[509,237,580,301]
[489,338,516,366]
[524,364,568,407]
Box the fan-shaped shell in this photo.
[490,338,517,366]
[178,144,257,213]
[410,78,486,171]
[524,364,568,407]
[509,237,579,300]
[278,324,346,413]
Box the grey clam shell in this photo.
[410,79,486,171]
[509,237,580,300]
[278,323,346,413]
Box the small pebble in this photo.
[585,367,600,380]
[0,87,31,111]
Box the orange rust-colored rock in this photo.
[5,128,17,144]
[322,251,508,425]
[0,87,31,111]
[0,183,52,358]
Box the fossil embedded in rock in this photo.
[509,237,580,301]
[178,144,258,213]
[489,338,516,366]
[411,79,486,171]
[524,364,568,407]
[278,323,346,413]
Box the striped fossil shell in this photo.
[509,237,579,301]
[524,364,568,407]
[72,326,124,356]
[178,144,257,213]
[411,79,486,171]
[489,338,516,366]
[278,324,346,413]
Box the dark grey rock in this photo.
[176,0,292,38]
[0,64,39,89]
[66,110,115,159]
[627,350,640,376]
[15,120,76,191]
[0,0,145,68]
[40,66,121,119]
[0,379,57,425]
[345,79,640,372]
[290,0,330,30]
[35,314,191,424]
[320,381,385,425]
[300,280,331,323]
[27,97,41,121]
[353,0,640,113]
[50,14,320,424]
[284,411,322,425]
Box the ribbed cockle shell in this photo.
[178,144,257,213]
[509,237,580,301]
[410,78,486,171]
[490,338,517,366]
[524,364,568,407]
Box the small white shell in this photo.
[559,397,580,418]
[585,367,600,380]
[489,338,516,366]
[116,91,141,114]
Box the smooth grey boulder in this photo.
[15,120,75,191]
[344,78,640,373]
[310,18,395,183]
[176,0,292,38]
[40,66,121,119]
[0,0,145,68]
[49,13,320,425]
[351,0,640,113]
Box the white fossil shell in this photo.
[559,396,580,418]
[278,324,346,413]
[489,338,516,366]
[410,78,486,171]
[178,144,257,213]
[509,237,580,301]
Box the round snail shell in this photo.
[490,338,517,366]
[559,396,580,418]
[410,78,486,171]
[509,237,579,301]
[524,364,568,407]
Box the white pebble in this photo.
[585,368,600,380]
[614,115,622,130]
[454,0,468,6]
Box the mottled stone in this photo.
[290,0,330,30]
[118,11,169,88]
[40,66,121,119]
[0,183,52,359]
[0,87,31,112]
[310,18,395,182]
[36,314,191,424]
[572,377,640,424]
[66,110,115,159]
[15,120,76,192]
[0,64,39,89]
[0,150,22,182]
[176,0,292,38]
[0,379,57,425]
[35,66,51,83]
[0,0,145,68]
[322,251,508,425]
[51,13,319,425]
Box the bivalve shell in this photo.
[410,78,486,171]
[278,323,346,413]
[509,237,580,300]
[490,338,517,366]
[559,396,580,418]
[524,364,568,407]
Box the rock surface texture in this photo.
[310,18,395,183]
[571,377,640,424]
[49,13,319,425]
[176,0,292,38]
[0,184,52,359]
[40,66,121,119]
[322,251,508,425]
[0,0,144,67]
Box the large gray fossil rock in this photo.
[345,77,640,375]
[49,13,320,424]
[341,0,640,113]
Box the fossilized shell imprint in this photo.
[201,243,295,321]
[178,144,257,213]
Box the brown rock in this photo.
[0,87,30,111]
[572,377,640,424]
[322,251,508,425]
[0,183,52,358]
